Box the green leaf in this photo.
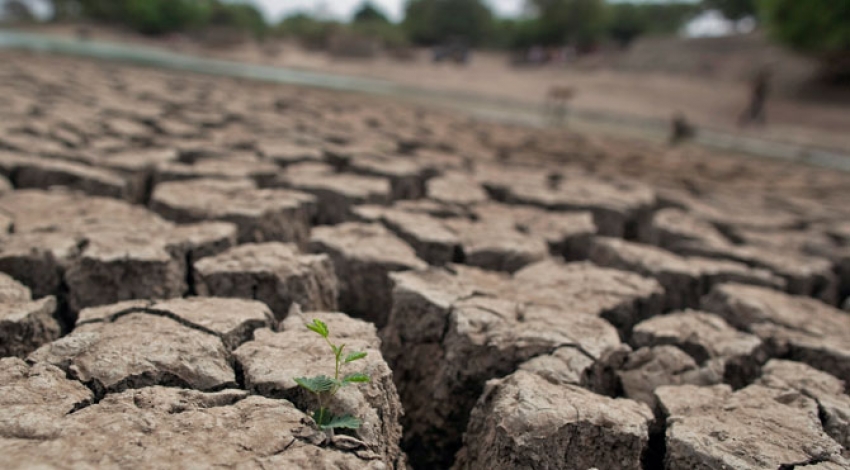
[312,410,361,430]
[322,414,361,430]
[312,409,331,426]
[344,351,368,363]
[295,375,335,394]
[342,373,370,385]
[305,319,329,338]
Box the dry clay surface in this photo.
[1,50,850,469]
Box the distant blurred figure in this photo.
[433,38,470,65]
[515,46,575,67]
[528,46,546,65]
[545,85,576,125]
[547,171,564,190]
[75,26,91,41]
[739,67,772,126]
[548,46,572,67]
[670,112,696,145]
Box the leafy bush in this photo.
[758,0,850,82]
[403,0,494,46]
[122,0,210,35]
[350,1,406,49]
[63,0,265,38]
[484,1,698,50]
[353,2,391,25]
[607,3,646,48]
[276,13,341,49]
[758,0,850,56]
[352,20,409,49]
[207,2,267,39]
[529,0,608,49]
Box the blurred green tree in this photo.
[208,1,267,38]
[276,12,340,49]
[607,3,646,48]
[402,0,494,46]
[352,22,409,49]
[486,2,695,51]
[350,0,406,48]
[353,2,391,24]
[122,0,210,35]
[702,0,756,21]
[758,0,850,81]
[65,0,270,37]
[639,2,700,34]
[759,0,850,54]
[527,0,607,49]
[607,2,699,47]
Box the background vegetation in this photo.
[10,0,848,78]
[46,0,268,37]
[758,0,850,82]
[31,0,707,49]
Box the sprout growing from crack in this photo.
[295,318,370,431]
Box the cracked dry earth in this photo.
[1,50,850,470]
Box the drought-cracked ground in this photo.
[1,50,850,470]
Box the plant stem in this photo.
[335,352,341,382]
[317,394,325,427]
[322,336,341,382]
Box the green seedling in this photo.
[295,318,370,431]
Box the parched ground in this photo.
[1,50,850,470]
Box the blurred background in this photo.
[1,0,849,154]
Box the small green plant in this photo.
[295,319,370,431]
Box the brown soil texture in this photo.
[1,50,849,470]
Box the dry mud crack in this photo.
[1,50,850,469]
